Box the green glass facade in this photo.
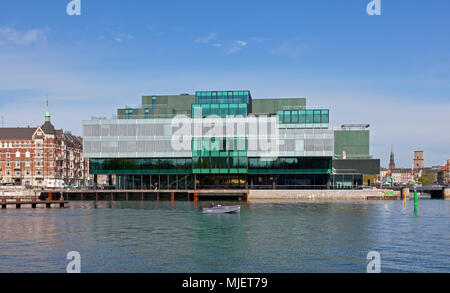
[277,109,329,125]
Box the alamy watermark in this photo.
[367,0,381,16]
[67,0,81,16]
[366,251,381,273]
[171,114,280,160]
[66,1,380,17]
[66,251,81,273]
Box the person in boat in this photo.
[209,202,214,208]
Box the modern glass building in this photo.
[83,91,378,190]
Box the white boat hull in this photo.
[202,205,241,214]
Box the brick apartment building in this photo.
[0,106,90,187]
[437,159,450,185]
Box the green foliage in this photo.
[417,176,431,184]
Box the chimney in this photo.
[447,159,450,166]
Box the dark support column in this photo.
[167,175,169,190]
[141,175,143,190]
[108,175,112,186]
[94,174,98,189]
[194,174,197,190]
[176,175,179,190]
[32,203,37,208]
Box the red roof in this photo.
[438,164,449,172]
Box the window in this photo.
[49,151,53,157]
[15,161,20,168]
[321,110,329,123]
[6,170,11,176]
[25,161,30,167]
[306,110,314,123]
[313,110,321,123]
[6,151,10,158]
[25,151,30,158]
[26,170,31,176]
[36,151,42,157]
[291,111,299,123]
[6,161,10,167]
[283,111,291,123]
[16,151,20,158]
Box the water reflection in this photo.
[0,200,449,273]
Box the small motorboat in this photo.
[202,205,241,214]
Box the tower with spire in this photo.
[45,98,51,122]
[388,146,396,170]
[41,98,55,134]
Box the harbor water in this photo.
[0,200,449,273]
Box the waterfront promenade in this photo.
[3,187,450,204]
[38,188,404,202]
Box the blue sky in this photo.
[0,0,449,167]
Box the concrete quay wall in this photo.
[249,189,400,200]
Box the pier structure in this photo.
[1,197,68,209]
[41,189,247,202]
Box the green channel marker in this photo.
[414,189,418,214]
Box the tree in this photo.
[417,176,431,185]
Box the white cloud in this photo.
[224,40,248,54]
[0,27,47,46]
[194,33,217,44]
[250,37,270,43]
[272,38,307,57]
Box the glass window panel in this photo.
[291,111,299,123]
[306,110,314,123]
[283,111,291,123]
[314,110,321,123]
[321,110,329,123]
[277,111,284,123]
[210,104,220,116]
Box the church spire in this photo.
[388,145,396,170]
[45,97,51,122]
